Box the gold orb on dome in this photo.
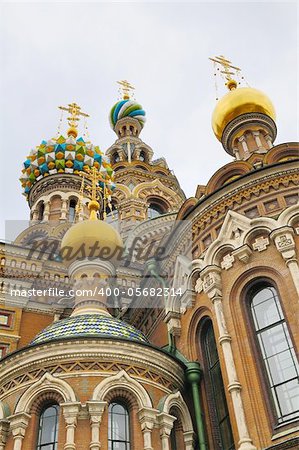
[212,87,276,141]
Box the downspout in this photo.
[185,362,207,450]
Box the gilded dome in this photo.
[212,87,276,141]
[31,314,148,345]
[60,214,124,266]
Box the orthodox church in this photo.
[0,57,298,450]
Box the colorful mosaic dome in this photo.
[31,314,148,345]
[20,135,116,199]
[109,100,146,129]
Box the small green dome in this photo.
[31,314,148,345]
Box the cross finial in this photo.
[58,102,90,137]
[209,55,241,90]
[117,80,135,100]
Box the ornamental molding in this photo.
[15,372,76,414]
[160,391,193,432]
[0,341,184,398]
[92,370,152,409]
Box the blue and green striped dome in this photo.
[109,100,146,129]
[31,314,148,345]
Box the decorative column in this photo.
[0,420,9,450]
[8,412,31,450]
[271,227,299,297]
[61,402,81,450]
[183,430,195,450]
[201,265,256,450]
[138,407,159,450]
[86,401,107,450]
[43,200,50,221]
[60,198,68,221]
[157,412,176,450]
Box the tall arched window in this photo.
[36,404,59,450]
[108,402,131,450]
[38,202,45,221]
[202,320,235,450]
[249,284,299,424]
[69,199,77,223]
[170,425,178,450]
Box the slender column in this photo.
[157,412,176,450]
[271,227,299,297]
[61,402,81,450]
[60,198,68,221]
[201,265,256,450]
[183,430,195,450]
[86,401,107,450]
[138,407,159,450]
[43,200,50,221]
[238,135,249,158]
[8,413,31,450]
[0,420,10,450]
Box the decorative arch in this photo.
[15,373,76,414]
[206,160,251,195]
[264,142,299,165]
[176,198,198,220]
[92,370,152,409]
[161,391,193,432]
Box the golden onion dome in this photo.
[61,202,123,266]
[212,85,276,141]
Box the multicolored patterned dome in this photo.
[31,314,148,345]
[20,135,116,199]
[109,99,146,129]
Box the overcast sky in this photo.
[0,1,298,240]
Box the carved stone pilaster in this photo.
[0,420,10,450]
[61,402,81,450]
[8,412,31,450]
[271,227,299,297]
[164,311,181,337]
[157,412,177,450]
[183,430,195,450]
[86,401,107,450]
[138,407,159,450]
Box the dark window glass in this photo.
[38,203,44,221]
[250,285,299,423]
[108,402,131,450]
[37,405,59,450]
[203,322,235,450]
[170,425,177,450]
[69,199,77,223]
[148,203,164,219]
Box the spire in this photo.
[209,54,241,91]
[58,102,90,138]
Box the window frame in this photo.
[245,278,299,429]
[199,317,235,450]
[36,403,60,450]
[108,401,131,450]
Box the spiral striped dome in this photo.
[109,99,146,129]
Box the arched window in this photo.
[108,402,131,450]
[170,425,178,450]
[147,203,164,219]
[202,320,235,450]
[69,199,77,223]
[112,152,120,164]
[38,202,45,221]
[139,151,146,162]
[249,284,299,424]
[36,404,59,450]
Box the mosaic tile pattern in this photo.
[31,314,148,345]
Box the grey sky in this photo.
[0,1,298,239]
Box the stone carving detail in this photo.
[252,236,270,252]
[220,254,235,270]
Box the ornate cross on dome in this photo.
[58,102,90,136]
[117,80,135,100]
[209,55,241,90]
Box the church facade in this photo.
[0,64,298,450]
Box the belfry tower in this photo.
[106,81,185,232]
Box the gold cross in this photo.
[58,102,90,129]
[117,80,135,100]
[209,55,241,82]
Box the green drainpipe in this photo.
[185,362,207,450]
[146,259,176,354]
